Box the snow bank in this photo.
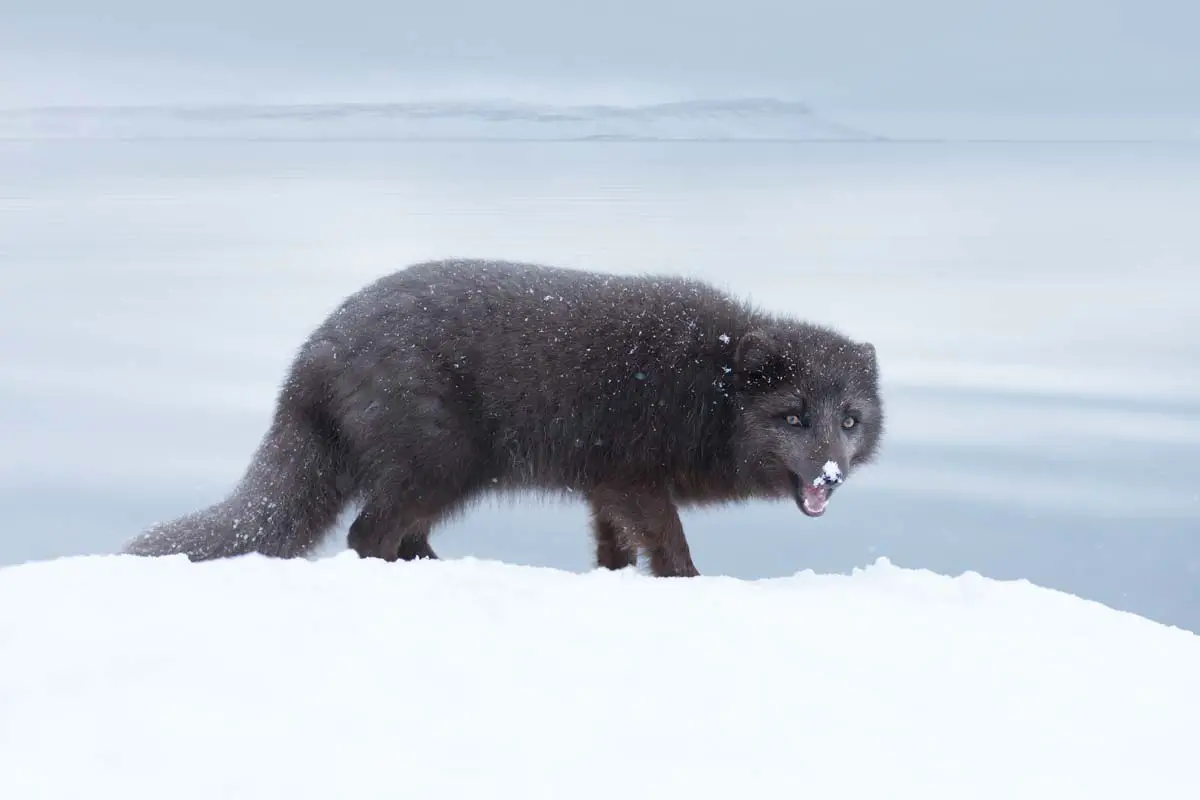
[2,553,1197,799]
[0,99,877,141]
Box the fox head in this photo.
[729,326,884,517]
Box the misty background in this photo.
[2,1,1198,629]
[2,1,1198,114]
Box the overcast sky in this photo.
[1,0,1197,111]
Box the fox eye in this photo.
[785,414,803,427]
[841,416,857,430]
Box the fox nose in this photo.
[813,459,844,487]
[795,458,845,489]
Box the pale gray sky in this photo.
[1,0,1197,111]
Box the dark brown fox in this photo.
[124,259,885,576]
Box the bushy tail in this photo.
[123,401,351,561]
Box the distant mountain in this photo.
[0,98,883,142]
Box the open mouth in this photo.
[796,483,831,517]
[789,462,844,518]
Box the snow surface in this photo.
[2,553,1198,799]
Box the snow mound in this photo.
[2,553,1198,798]
[0,99,878,141]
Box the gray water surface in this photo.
[2,139,1197,630]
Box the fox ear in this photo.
[734,329,794,383]
[734,329,776,374]
[858,341,878,371]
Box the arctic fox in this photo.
[124,259,885,577]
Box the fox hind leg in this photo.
[395,531,438,561]
[348,507,438,562]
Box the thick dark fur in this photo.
[124,259,885,576]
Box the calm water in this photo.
[2,139,1198,629]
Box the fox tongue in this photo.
[800,485,829,516]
